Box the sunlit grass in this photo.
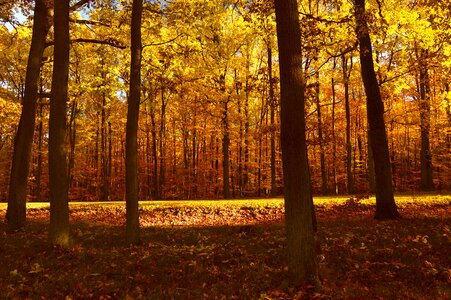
[0,193,449,210]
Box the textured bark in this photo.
[354,0,400,219]
[275,0,319,285]
[7,0,49,231]
[125,0,143,244]
[48,0,71,246]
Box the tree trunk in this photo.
[354,0,400,219]
[331,76,338,194]
[67,99,77,189]
[48,0,71,246]
[35,93,44,202]
[268,46,277,197]
[342,54,354,195]
[315,72,327,195]
[6,0,49,231]
[274,0,319,285]
[222,102,231,199]
[418,51,434,191]
[159,88,166,199]
[125,0,143,244]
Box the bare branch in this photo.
[70,0,91,12]
[69,18,110,27]
[46,38,126,49]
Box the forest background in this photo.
[0,0,450,203]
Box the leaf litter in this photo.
[0,196,449,299]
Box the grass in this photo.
[0,194,450,299]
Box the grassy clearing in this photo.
[0,194,450,299]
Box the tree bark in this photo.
[274,0,319,285]
[48,0,71,246]
[6,0,49,231]
[125,0,143,244]
[354,0,400,219]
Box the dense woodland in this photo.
[0,0,450,292]
[0,0,450,203]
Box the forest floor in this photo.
[0,195,450,299]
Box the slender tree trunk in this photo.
[331,77,338,194]
[274,0,319,285]
[67,99,77,189]
[159,88,166,199]
[125,0,142,244]
[418,51,434,191]
[354,0,400,219]
[101,93,110,201]
[315,72,327,195]
[342,54,354,195]
[222,100,231,199]
[7,0,49,231]
[150,104,159,199]
[35,94,44,202]
[48,0,71,246]
[268,46,277,197]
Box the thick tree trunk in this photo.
[354,0,400,219]
[125,0,143,244]
[7,0,49,231]
[275,0,319,285]
[48,0,71,246]
[418,52,434,191]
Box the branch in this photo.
[299,11,352,24]
[70,0,91,12]
[143,33,185,48]
[69,18,110,27]
[46,38,126,49]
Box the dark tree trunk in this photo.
[331,76,338,194]
[125,0,143,244]
[67,99,77,189]
[48,0,71,246]
[354,0,400,219]
[35,93,44,202]
[7,0,49,231]
[342,54,354,195]
[315,72,327,195]
[222,104,231,199]
[268,46,277,197]
[159,88,166,199]
[274,0,319,285]
[418,51,434,191]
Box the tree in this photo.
[274,0,319,285]
[125,0,142,244]
[354,0,400,220]
[6,0,50,231]
[48,0,71,246]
